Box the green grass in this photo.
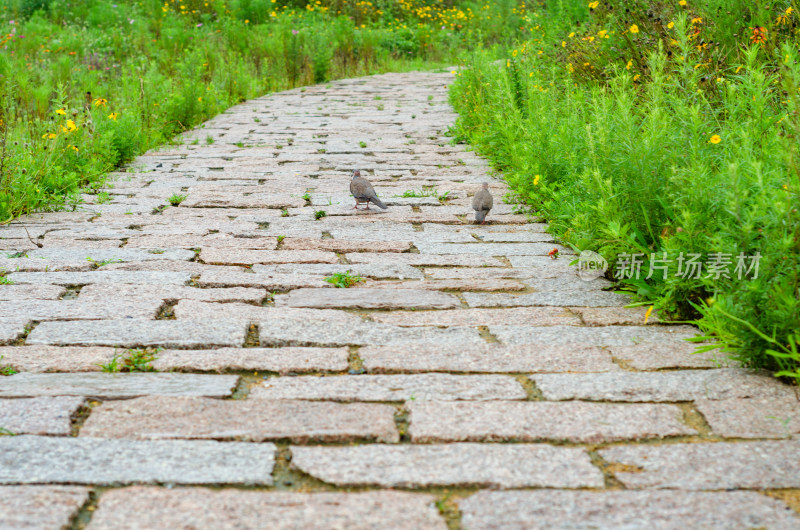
[167,193,187,206]
[0,0,530,223]
[450,0,800,383]
[0,355,17,376]
[313,209,327,220]
[99,348,159,373]
[325,270,364,288]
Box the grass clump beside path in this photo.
[450,0,800,382]
[0,0,530,222]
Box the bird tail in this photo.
[475,210,487,223]
[372,197,388,209]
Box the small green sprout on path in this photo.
[281,209,289,217]
[0,427,15,436]
[205,135,215,145]
[96,191,112,204]
[0,275,13,285]
[276,235,285,244]
[325,270,364,288]
[0,356,18,376]
[359,141,367,148]
[168,193,187,206]
[314,210,327,220]
[86,257,123,267]
[99,349,160,373]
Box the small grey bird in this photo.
[349,169,387,210]
[472,182,493,224]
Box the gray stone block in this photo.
[251,373,525,401]
[80,396,398,443]
[532,369,794,402]
[0,396,86,435]
[87,487,446,530]
[26,320,248,348]
[408,401,695,443]
[459,490,800,530]
[0,436,275,485]
[291,443,603,488]
[0,373,239,399]
[0,486,90,530]
[599,441,800,489]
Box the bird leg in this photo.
[353,200,361,210]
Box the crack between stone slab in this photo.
[586,449,627,490]
[65,488,100,530]
[13,321,39,346]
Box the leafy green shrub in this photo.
[451,1,800,383]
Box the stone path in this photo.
[1,71,799,529]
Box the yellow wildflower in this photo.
[691,17,702,24]
[736,66,743,73]
[629,24,639,34]
[56,108,66,115]
[667,21,674,29]
[626,59,633,70]
[597,29,608,38]
[533,174,541,186]
[108,112,118,121]
[512,49,518,57]
[588,1,599,9]
[633,74,641,81]
[709,134,721,144]
[42,133,57,139]
[644,306,654,324]
[93,98,107,107]
[568,32,575,38]
[679,0,687,5]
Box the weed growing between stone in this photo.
[99,348,159,373]
[450,0,800,382]
[325,270,365,288]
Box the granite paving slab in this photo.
[0,373,239,399]
[252,262,424,279]
[152,346,349,373]
[491,324,699,346]
[78,284,267,303]
[258,317,483,347]
[599,440,800,489]
[0,284,66,300]
[0,436,275,485]
[694,396,800,438]
[0,345,118,372]
[0,258,95,272]
[200,248,338,265]
[26,320,248,348]
[290,444,604,488]
[7,271,193,285]
[532,369,794,402]
[251,374,526,401]
[608,342,733,370]
[407,401,694,443]
[195,270,329,289]
[0,318,30,345]
[361,344,618,373]
[0,299,163,321]
[458,490,800,530]
[465,291,630,308]
[87,488,446,530]
[0,486,91,530]
[0,397,86,435]
[369,307,580,327]
[80,396,398,443]
[279,287,460,309]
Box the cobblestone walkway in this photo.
[1,71,799,529]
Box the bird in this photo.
[349,169,387,210]
[472,182,493,224]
